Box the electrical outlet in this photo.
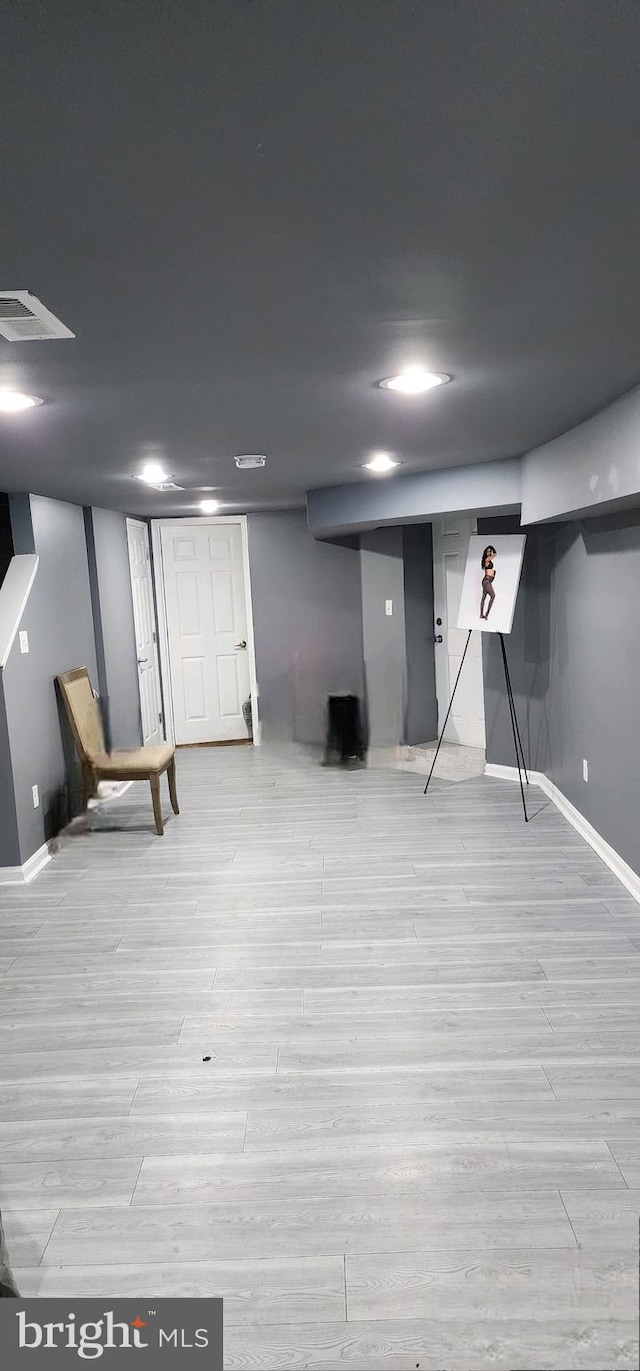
[385,599,393,616]
[582,758,589,783]
[32,784,40,808]
[19,630,29,654]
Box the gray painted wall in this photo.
[2,496,98,862]
[482,511,640,877]
[480,516,554,776]
[307,457,522,536]
[9,494,36,555]
[522,383,640,525]
[86,508,141,749]
[545,515,640,875]
[247,510,364,744]
[0,688,20,867]
[307,382,640,539]
[403,524,438,745]
[360,527,406,748]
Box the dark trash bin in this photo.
[242,696,253,742]
[324,694,366,767]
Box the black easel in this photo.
[423,630,472,796]
[498,632,529,822]
[424,629,529,822]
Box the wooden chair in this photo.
[57,667,179,836]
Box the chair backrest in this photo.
[56,667,105,763]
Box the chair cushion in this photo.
[88,745,175,776]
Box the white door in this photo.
[432,517,486,749]
[126,519,164,746]
[160,521,251,745]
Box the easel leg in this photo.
[424,630,473,795]
[498,633,529,823]
[499,634,529,782]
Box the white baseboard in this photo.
[0,783,135,887]
[484,762,545,785]
[0,841,52,886]
[484,763,640,905]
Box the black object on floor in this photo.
[0,1211,19,1297]
[324,694,366,766]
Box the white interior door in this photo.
[126,519,164,747]
[432,517,486,749]
[160,521,251,745]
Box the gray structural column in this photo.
[360,528,407,748]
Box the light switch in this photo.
[385,599,393,616]
[32,784,39,809]
[19,631,29,654]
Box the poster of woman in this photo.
[457,534,526,635]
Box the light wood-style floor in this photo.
[1,747,639,1369]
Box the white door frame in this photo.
[150,515,260,746]
[432,516,486,749]
[125,518,164,744]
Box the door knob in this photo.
[137,657,148,665]
[433,634,443,644]
[235,640,247,650]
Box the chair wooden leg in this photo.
[150,774,164,836]
[168,758,180,815]
[81,764,99,815]
[81,764,92,811]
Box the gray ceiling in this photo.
[1,0,640,516]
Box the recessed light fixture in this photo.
[363,452,400,474]
[137,461,171,485]
[200,499,220,514]
[377,367,450,394]
[235,454,266,469]
[0,390,43,412]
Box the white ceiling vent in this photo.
[235,454,266,469]
[0,292,75,341]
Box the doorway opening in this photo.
[126,518,164,747]
[431,515,486,760]
[151,516,259,747]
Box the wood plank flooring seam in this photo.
[603,1141,632,1188]
[126,1080,144,1117]
[541,1066,558,1099]
[37,1210,62,1268]
[541,1006,556,1033]
[556,1191,585,1249]
[129,1156,146,1208]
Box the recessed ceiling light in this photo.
[363,452,400,474]
[200,499,220,514]
[137,461,171,484]
[0,390,43,412]
[235,454,266,469]
[377,367,450,394]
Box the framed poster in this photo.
[457,534,526,635]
